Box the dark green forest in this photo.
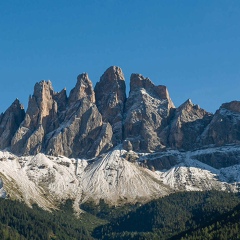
[93,191,240,239]
[0,199,95,240]
[1,191,240,239]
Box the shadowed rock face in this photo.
[123,73,175,152]
[95,66,126,145]
[1,67,240,159]
[11,81,58,155]
[160,99,213,150]
[0,99,25,149]
[200,101,240,146]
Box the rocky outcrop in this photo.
[160,99,213,150]
[11,81,59,155]
[193,149,240,169]
[45,98,113,158]
[200,101,240,146]
[10,74,112,158]
[0,178,6,198]
[68,73,95,104]
[45,74,112,158]
[95,66,126,145]
[0,99,25,149]
[123,73,175,152]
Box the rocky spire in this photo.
[0,99,25,149]
[11,80,59,155]
[44,72,113,158]
[68,73,95,105]
[95,66,126,144]
[130,73,175,108]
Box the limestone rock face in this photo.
[10,74,112,158]
[200,101,240,146]
[124,73,175,152]
[160,99,213,150]
[11,81,60,155]
[45,98,113,158]
[0,99,25,149]
[45,74,112,158]
[95,66,126,145]
[69,73,95,104]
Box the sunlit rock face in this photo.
[10,74,112,158]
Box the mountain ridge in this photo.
[2,65,239,158]
[1,66,240,209]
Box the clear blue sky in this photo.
[1,0,240,113]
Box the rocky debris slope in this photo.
[0,145,240,210]
[0,148,170,210]
[81,147,169,204]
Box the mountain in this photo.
[1,66,240,209]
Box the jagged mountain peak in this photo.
[33,80,53,99]
[95,66,126,145]
[179,98,193,108]
[0,98,25,149]
[220,101,240,113]
[176,99,208,121]
[12,98,24,108]
[100,66,125,82]
[0,66,240,157]
[69,73,95,104]
[129,73,175,108]
[130,73,153,91]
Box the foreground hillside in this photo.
[0,191,239,240]
[92,191,240,239]
[179,203,240,239]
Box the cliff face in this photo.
[123,73,174,152]
[95,66,126,145]
[0,99,25,150]
[200,101,240,147]
[10,74,112,158]
[1,66,240,159]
